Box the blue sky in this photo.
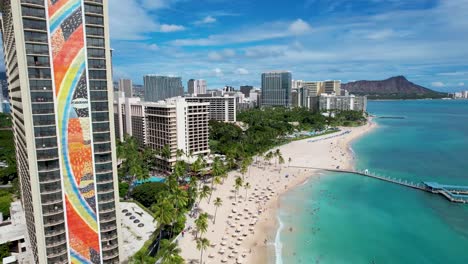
[108,0,467,92]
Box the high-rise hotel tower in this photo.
[0,0,121,263]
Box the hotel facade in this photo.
[1,0,122,263]
[114,97,210,171]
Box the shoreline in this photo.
[247,119,377,264]
[178,119,377,264]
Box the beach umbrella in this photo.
[235,241,241,245]
[232,233,237,237]
[211,242,217,247]
[219,248,226,254]
[228,213,233,218]
[221,241,227,246]
[235,217,241,220]
[229,253,235,258]
[221,258,228,263]
[249,227,254,231]
[244,207,249,212]
[237,237,244,241]
[232,208,237,213]
[233,249,239,254]
[229,244,235,249]
[208,253,215,258]
[222,236,228,240]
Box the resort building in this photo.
[114,97,210,171]
[319,94,367,112]
[261,71,292,107]
[185,95,236,122]
[143,75,184,102]
[0,0,122,263]
[323,80,342,95]
[118,79,133,98]
[187,79,207,95]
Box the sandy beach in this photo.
[178,119,376,264]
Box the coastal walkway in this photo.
[289,166,468,204]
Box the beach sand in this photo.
[178,120,376,264]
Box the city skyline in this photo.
[102,0,468,92]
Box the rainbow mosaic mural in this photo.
[47,0,101,263]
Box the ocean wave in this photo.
[275,213,284,264]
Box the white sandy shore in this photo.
[178,120,376,264]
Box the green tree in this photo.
[176,149,185,161]
[131,182,167,208]
[234,177,243,202]
[196,237,210,264]
[129,250,155,264]
[118,182,129,198]
[213,197,222,224]
[195,213,209,238]
[159,239,184,264]
[161,144,172,160]
[151,199,175,252]
[198,185,212,205]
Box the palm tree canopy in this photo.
[196,237,210,251]
[152,199,175,227]
[214,197,223,207]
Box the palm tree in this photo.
[151,199,175,252]
[240,160,248,180]
[199,185,212,205]
[159,239,184,264]
[234,177,243,201]
[161,144,172,160]
[209,176,222,203]
[278,154,285,172]
[190,156,203,177]
[244,182,251,201]
[129,250,155,264]
[195,213,209,238]
[265,151,274,165]
[213,197,223,224]
[288,157,292,167]
[275,149,281,166]
[196,237,210,264]
[176,149,185,161]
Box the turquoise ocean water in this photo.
[277,100,468,264]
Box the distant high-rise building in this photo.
[119,79,133,98]
[319,94,367,112]
[144,75,184,102]
[186,96,236,122]
[292,80,305,89]
[323,80,341,95]
[240,86,253,98]
[187,79,207,95]
[0,0,122,263]
[223,86,235,93]
[261,71,292,107]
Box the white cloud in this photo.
[207,49,236,61]
[458,82,465,86]
[195,16,217,25]
[147,44,160,51]
[171,19,312,46]
[141,0,181,10]
[235,68,249,75]
[288,19,312,35]
[109,0,159,40]
[159,24,186,32]
[213,68,223,77]
[431,82,445,87]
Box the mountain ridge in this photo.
[342,76,445,99]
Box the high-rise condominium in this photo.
[187,79,207,95]
[118,79,132,98]
[261,71,292,107]
[0,0,121,263]
[144,75,184,102]
[323,80,341,95]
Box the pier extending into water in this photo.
[290,166,468,204]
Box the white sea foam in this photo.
[274,212,284,264]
